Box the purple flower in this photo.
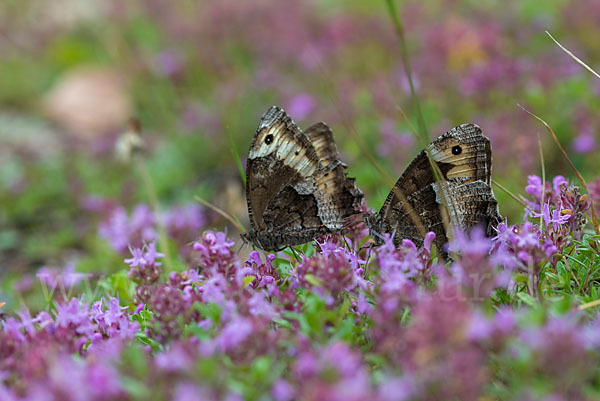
[532,203,570,231]
[524,175,568,217]
[520,314,593,381]
[86,361,123,399]
[291,342,373,400]
[163,204,207,259]
[285,93,315,121]
[155,343,193,372]
[375,233,434,293]
[193,231,240,275]
[247,292,278,320]
[54,298,95,339]
[91,297,139,340]
[377,375,418,401]
[467,307,515,342]
[572,131,595,153]
[172,382,213,401]
[36,263,82,289]
[376,119,415,158]
[272,380,295,401]
[99,205,156,253]
[215,316,253,352]
[153,50,185,77]
[126,242,164,292]
[493,222,557,268]
[296,238,365,299]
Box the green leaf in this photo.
[304,274,323,287]
[517,292,537,307]
[243,275,256,287]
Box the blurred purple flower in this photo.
[54,298,95,339]
[154,50,185,77]
[36,263,83,288]
[520,314,592,382]
[377,375,418,401]
[172,382,213,401]
[572,131,596,153]
[155,343,193,372]
[215,316,253,352]
[99,205,156,253]
[376,119,415,158]
[291,342,373,400]
[448,227,515,298]
[163,204,206,253]
[285,93,315,121]
[272,379,295,401]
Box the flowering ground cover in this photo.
[2,175,600,400]
[2,0,600,400]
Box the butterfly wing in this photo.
[243,107,362,251]
[367,123,499,250]
[305,122,363,231]
[433,179,499,238]
[305,122,342,167]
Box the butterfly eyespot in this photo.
[295,151,300,156]
[452,145,462,155]
[265,134,274,145]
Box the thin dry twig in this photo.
[492,179,528,207]
[579,299,600,311]
[546,31,600,80]
[194,195,246,233]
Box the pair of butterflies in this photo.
[241,106,500,253]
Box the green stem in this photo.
[135,155,174,271]
[384,0,429,144]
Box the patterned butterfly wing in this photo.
[305,122,363,231]
[366,123,499,252]
[242,107,362,251]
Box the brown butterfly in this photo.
[241,106,363,251]
[365,123,500,253]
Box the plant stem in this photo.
[135,155,174,271]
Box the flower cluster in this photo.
[99,203,207,255]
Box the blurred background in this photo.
[1,0,599,274]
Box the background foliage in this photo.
[1,1,600,400]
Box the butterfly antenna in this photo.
[518,104,599,235]
[194,195,246,233]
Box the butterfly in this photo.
[365,123,500,253]
[241,106,363,251]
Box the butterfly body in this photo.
[366,123,500,252]
[242,106,363,251]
